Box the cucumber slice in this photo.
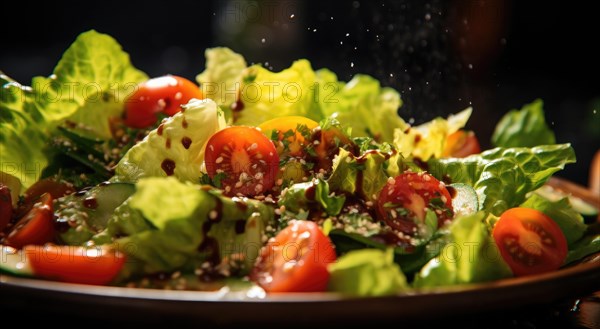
[0,245,33,277]
[535,185,599,222]
[448,183,479,217]
[56,182,135,245]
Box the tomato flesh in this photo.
[4,193,55,249]
[205,126,279,196]
[377,172,454,239]
[442,130,481,158]
[493,207,568,276]
[250,220,336,292]
[124,75,204,128]
[25,245,126,285]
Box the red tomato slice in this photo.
[493,207,568,277]
[124,75,204,128]
[0,184,13,232]
[4,193,55,249]
[24,245,126,285]
[377,172,454,238]
[205,126,279,196]
[442,130,481,158]
[250,220,337,292]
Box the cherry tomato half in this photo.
[4,193,55,249]
[377,172,454,238]
[205,126,279,196]
[124,75,204,128]
[493,207,568,277]
[442,130,481,158]
[250,220,337,292]
[25,245,126,285]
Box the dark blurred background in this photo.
[2,0,599,186]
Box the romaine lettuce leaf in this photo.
[98,177,273,277]
[31,30,147,138]
[492,99,556,148]
[328,248,408,296]
[196,47,247,121]
[520,194,586,246]
[393,108,472,160]
[234,60,322,126]
[327,148,391,202]
[1,30,147,188]
[114,98,226,182]
[427,144,576,215]
[1,74,49,188]
[278,178,345,217]
[316,69,405,142]
[413,212,512,287]
[566,234,600,264]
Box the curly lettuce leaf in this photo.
[393,108,472,160]
[234,60,322,126]
[278,179,345,217]
[196,47,247,120]
[414,212,512,287]
[31,30,147,138]
[427,144,576,215]
[316,69,405,142]
[328,248,407,296]
[115,99,226,182]
[327,148,391,202]
[1,31,146,188]
[492,99,556,148]
[98,177,273,277]
[566,234,600,264]
[520,194,586,246]
[1,74,48,188]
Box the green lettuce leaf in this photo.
[327,148,391,202]
[31,30,147,138]
[316,69,405,142]
[393,108,472,160]
[115,99,226,182]
[328,248,408,296]
[1,75,48,188]
[427,144,576,215]
[1,30,147,188]
[492,99,556,148]
[196,47,247,121]
[520,194,586,246]
[233,60,322,125]
[98,177,273,277]
[413,212,512,287]
[278,179,345,217]
[566,234,600,264]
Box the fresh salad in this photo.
[1,30,599,295]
